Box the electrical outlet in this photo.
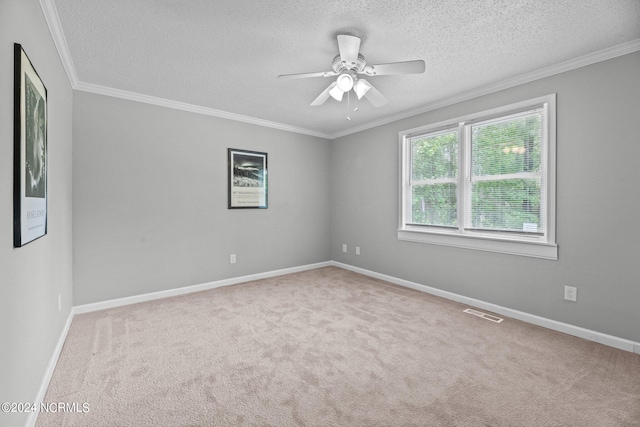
[564,286,577,302]
[230,254,236,264]
[356,246,360,255]
[342,244,347,253]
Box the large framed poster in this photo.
[228,148,268,209]
[14,44,48,247]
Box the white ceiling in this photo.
[47,0,640,138]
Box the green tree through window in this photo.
[400,94,556,259]
[410,130,458,227]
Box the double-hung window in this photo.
[399,94,557,259]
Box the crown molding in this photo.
[328,38,640,139]
[38,0,330,139]
[39,0,79,87]
[75,82,331,139]
[39,0,638,142]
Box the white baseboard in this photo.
[31,258,638,427]
[27,262,329,427]
[331,261,640,355]
[73,261,333,315]
[26,310,74,427]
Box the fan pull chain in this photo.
[346,91,351,120]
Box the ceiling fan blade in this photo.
[328,84,345,101]
[310,82,337,106]
[278,70,338,80]
[360,80,387,107]
[362,60,425,76]
[337,35,361,68]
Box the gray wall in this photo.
[331,52,640,344]
[73,91,331,305]
[0,0,74,426]
[1,5,637,424]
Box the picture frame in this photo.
[228,148,268,209]
[14,44,48,247]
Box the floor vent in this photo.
[463,308,504,323]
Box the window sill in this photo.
[397,228,558,260]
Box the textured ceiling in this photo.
[50,0,640,138]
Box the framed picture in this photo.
[228,148,268,209]
[14,44,48,247]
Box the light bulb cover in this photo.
[336,74,354,92]
[329,85,344,101]
[354,79,371,99]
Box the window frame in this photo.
[398,94,557,260]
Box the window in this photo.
[399,94,557,259]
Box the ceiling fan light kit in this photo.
[278,34,425,109]
[336,73,354,92]
[354,79,371,99]
[329,84,344,102]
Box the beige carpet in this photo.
[38,267,640,426]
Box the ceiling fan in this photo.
[278,34,425,108]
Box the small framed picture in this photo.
[228,148,268,209]
[14,44,48,247]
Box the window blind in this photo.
[465,109,545,234]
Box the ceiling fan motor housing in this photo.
[332,53,366,73]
